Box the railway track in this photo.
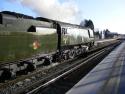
[26,41,120,94]
[0,40,121,94]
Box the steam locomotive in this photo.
[0,11,94,81]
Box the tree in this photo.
[94,31,102,39]
[80,19,94,30]
[80,19,88,27]
[103,29,110,38]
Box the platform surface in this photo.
[66,41,125,94]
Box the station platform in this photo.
[66,41,125,94]
[95,39,116,46]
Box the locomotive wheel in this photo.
[0,68,12,82]
[42,58,51,66]
[68,50,75,59]
[63,53,69,60]
[52,53,59,62]
[26,63,35,72]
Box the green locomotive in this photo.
[0,11,95,81]
[0,11,95,63]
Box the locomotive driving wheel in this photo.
[68,50,75,59]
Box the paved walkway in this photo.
[66,41,125,94]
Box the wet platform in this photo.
[66,41,125,94]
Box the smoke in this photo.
[6,0,82,24]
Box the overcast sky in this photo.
[0,0,125,34]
